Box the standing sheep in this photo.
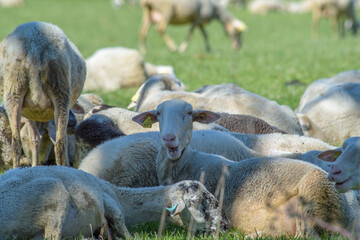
[133,99,352,237]
[139,0,247,53]
[312,0,358,37]
[0,21,86,167]
[0,166,228,239]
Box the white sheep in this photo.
[296,70,360,112]
[0,21,86,167]
[129,75,303,134]
[297,82,360,146]
[248,0,288,14]
[312,0,358,37]
[139,0,247,53]
[0,166,228,239]
[84,47,174,91]
[230,132,336,155]
[78,130,258,187]
[132,99,353,237]
[322,137,360,193]
[0,0,24,7]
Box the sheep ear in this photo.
[166,201,186,217]
[297,113,311,131]
[72,102,85,114]
[132,111,158,128]
[317,149,342,162]
[193,110,220,124]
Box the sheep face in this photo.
[133,99,220,160]
[168,180,229,234]
[225,19,247,50]
[326,137,360,193]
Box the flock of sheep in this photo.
[0,0,360,239]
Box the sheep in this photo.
[229,132,336,156]
[296,70,360,112]
[320,137,360,193]
[311,0,358,37]
[78,130,260,187]
[0,166,228,240]
[296,82,360,146]
[84,47,174,91]
[248,0,288,14]
[215,112,287,134]
[139,0,247,53]
[0,0,24,7]
[0,105,31,170]
[0,21,86,167]
[129,75,303,134]
[132,99,353,237]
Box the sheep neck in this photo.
[157,146,194,186]
[114,186,170,226]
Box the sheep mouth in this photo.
[335,177,350,189]
[166,146,179,158]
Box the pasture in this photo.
[0,0,359,239]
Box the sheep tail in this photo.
[28,67,42,103]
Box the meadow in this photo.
[0,0,359,239]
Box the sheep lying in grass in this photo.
[248,0,288,14]
[0,21,86,167]
[297,82,360,146]
[78,130,259,187]
[139,0,247,53]
[312,0,358,37]
[129,75,303,134]
[321,137,360,193]
[84,47,174,91]
[132,99,352,237]
[0,166,229,239]
[215,112,287,134]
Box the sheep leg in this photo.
[3,92,25,168]
[156,21,177,52]
[330,17,339,37]
[179,23,196,53]
[104,196,132,239]
[26,119,40,166]
[199,25,211,52]
[312,10,321,39]
[139,7,152,54]
[53,106,69,166]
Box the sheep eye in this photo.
[156,110,160,116]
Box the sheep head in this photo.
[132,99,220,160]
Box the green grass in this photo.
[0,0,358,239]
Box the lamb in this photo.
[139,0,247,53]
[132,99,353,237]
[296,82,360,146]
[84,47,174,91]
[0,21,86,167]
[215,112,287,134]
[312,0,358,37]
[321,137,360,193]
[0,165,228,239]
[129,75,303,134]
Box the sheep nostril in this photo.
[163,134,176,142]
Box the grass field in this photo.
[0,0,359,239]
